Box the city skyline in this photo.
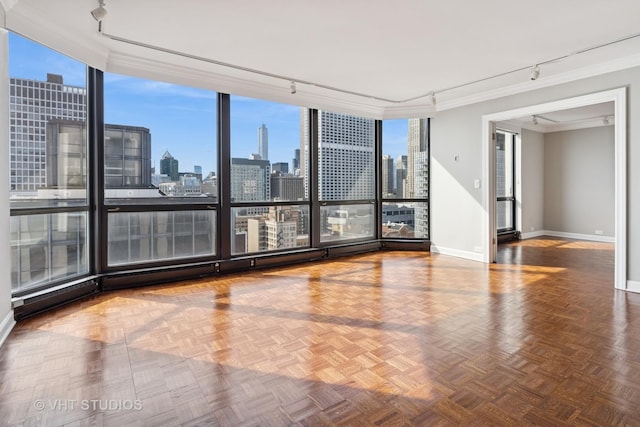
[8,33,411,178]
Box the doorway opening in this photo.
[482,88,627,290]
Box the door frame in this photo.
[481,88,627,290]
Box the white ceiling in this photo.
[2,0,640,118]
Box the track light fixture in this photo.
[91,0,107,21]
[532,115,538,125]
[290,81,296,94]
[530,65,540,80]
[430,92,436,106]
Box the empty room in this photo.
[1,1,640,425]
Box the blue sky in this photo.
[9,32,410,176]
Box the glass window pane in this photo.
[231,206,310,255]
[381,202,428,238]
[497,200,514,231]
[230,96,306,202]
[381,118,429,239]
[107,210,216,266]
[315,111,375,201]
[496,131,514,198]
[104,74,217,203]
[320,204,375,243]
[11,212,89,293]
[8,33,88,208]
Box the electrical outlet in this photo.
[595,230,604,235]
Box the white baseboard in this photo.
[541,230,615,243]
[520,230,547,240]
[430,244,485,262]
[0,310,15,349]
[626,280,640,293]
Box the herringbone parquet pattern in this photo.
[1,238,639,426]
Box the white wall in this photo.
[544,126,615,237]
[520,129,545,237]
[430,108,486,261]
[0,29,16,347]
[431,66,640,280]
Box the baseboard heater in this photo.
[325,241,381,258]
[12,278,99,320]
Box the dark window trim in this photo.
[497,129,516,234]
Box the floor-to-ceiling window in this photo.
[6,35,430,310]
[316,111,376,243]
[381,118,430,239]
[8,33,90,295]
[103,73,217,268]
[229,96,309,255]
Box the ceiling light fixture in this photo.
[91,0,107,21]
[430,92,436,106]
[532,115,538,125]
[530,65,540,80]
[290,81,296,94]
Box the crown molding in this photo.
[438,53,640,111]
[106,51,386,119]
[380,103,436,119]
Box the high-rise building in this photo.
[230,157,271,202]
[406,118,428,198]
[246,206,306,253]
[292,148,300,172]
[414,151,430,238]
[396,155,408,199]
[160,150,179,181]
[301,110,375,201]
[271,175,304,201]
[382,155,394,196]
[299,109,310,198]
[9,73,87,193]
[193,165,203,182]
[104,124,152,188]
[45,119,86,189]
[258,123,268,161]
[45,120,152,189]
[272,162,289,174]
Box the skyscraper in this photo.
[271,175,304,201]
[396,155,408,199]
[292,148,300,172]
[230,157,271,202]
[382,155,394,196]
[160,151,179,181]
[104,124,152,188]
[42,120,152,190]
[9,73,87,193]
[406,118,428,198]
[272,162,289,174]
[414,151,430,238]
[299,109,310,198]
[301,110,375,201]
[258,123,268,161]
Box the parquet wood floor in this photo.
[2,237,639,426]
